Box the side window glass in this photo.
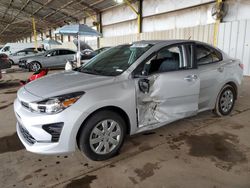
[17,52,26,56]
[52,50,58,56]
[3,46,10,52]
[67,50,76,55]
[148,46,183,74]
[48,50,57,56]
[59,50,73,55]
[58,50,65,55]
[196,45,222,66]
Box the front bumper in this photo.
[14,96,84,154]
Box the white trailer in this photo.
[0,42,42,55]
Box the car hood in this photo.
[24,71,116,99]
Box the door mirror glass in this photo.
[138,79,150,94]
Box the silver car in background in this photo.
[14,40,243,161]
[9,48,45,65]
[19,48,76,71]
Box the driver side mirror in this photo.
[138,79,150,94]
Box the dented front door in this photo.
[136,69,200,129]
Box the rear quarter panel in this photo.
[208,57,243,109]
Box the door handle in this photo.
[184,74,198,82]
[217,67,224,72]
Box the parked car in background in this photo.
[0,42,42,55]
[0,53,11,69]
[81,47,111,63]
[9,48,46,65]
[14,40,243,161]
[19,48,76,71]
[65,47,112,70]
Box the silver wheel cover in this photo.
[220,89,234,113]
[89,119,121,155]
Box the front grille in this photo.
[19,123,36,145]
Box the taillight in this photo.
[239,63,244,70]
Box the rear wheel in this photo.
[30,61,41,72]
[78,110,126,161]
[214,85,236,116]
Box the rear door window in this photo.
[59,50,75,55]
[196,44,222,66]
[66,50,76,55]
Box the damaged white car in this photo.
[14,40,243,161]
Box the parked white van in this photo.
[0,42,42,55]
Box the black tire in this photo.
[30,61,41,72]
[78,110,126,161]
[214,84,236,116]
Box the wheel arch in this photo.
[225,81,238,99]
[213,81,238,110]
[29,60,42,66]
[9,59,14,65]
[76,105,131,147]
[29,61,42,71]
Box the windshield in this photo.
[78,44,152,76]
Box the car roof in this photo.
[48,48,76,52]
[16,48,44,52]
[132,40,221,51]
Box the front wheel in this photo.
[78,110,126,161]
[214,85,236,116]
[29,62,41,72]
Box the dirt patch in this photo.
[3,90,17,94]
[0,133,24,154]
[134,162,160,181]
[109,164,116,168]
[129,138,141,147]
[143,132,156,136]
[64,175,97,188]
[139,144,153,152]
[167,132,247,170]
[186,133,246,164]
[128,177,138,185]
[22,174,32,181]
[0,103,13,110]
[0,82,20,89]
[167,132,187,150]
[34,169,42,173]
[230,124,244,130]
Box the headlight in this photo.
[28,91,84,114]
